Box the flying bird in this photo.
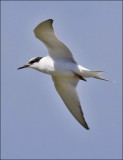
[18,19,108,130]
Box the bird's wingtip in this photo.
[33,18,54,34]
[79,120,90,130]
[86,126,90,130]
[48,19,54,22]
[84,125,90,130]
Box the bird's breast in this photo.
[37,57,77,76]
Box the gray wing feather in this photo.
[52,76,89,130]
[34,19,75,62]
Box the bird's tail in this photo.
[88,71,109,81]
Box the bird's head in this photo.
[17,57,43,70]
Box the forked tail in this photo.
[88,71,109,81]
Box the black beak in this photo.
[17,64,30,70]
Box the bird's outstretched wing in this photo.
[52,76,89,130]
[34,19,75,62]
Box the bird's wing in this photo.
[52,76,89,130]
[34,19,76,62]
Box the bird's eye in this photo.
[28,61,34,64]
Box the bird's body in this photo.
[18,19,108,130]
[30,56,87,77]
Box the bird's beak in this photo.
[17,64,30,70]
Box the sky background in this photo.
[1,1,122,159]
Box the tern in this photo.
[18,19,108,130]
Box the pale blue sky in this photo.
[1,1,122,159]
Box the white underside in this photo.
[30,56,91,78]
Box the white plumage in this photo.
[18,19,108,130]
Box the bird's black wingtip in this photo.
[83,125,90,130]
[86,127,90,130]
[48,19,54,23]
[83,123,90,130]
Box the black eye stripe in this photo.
[29,57,42,64]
